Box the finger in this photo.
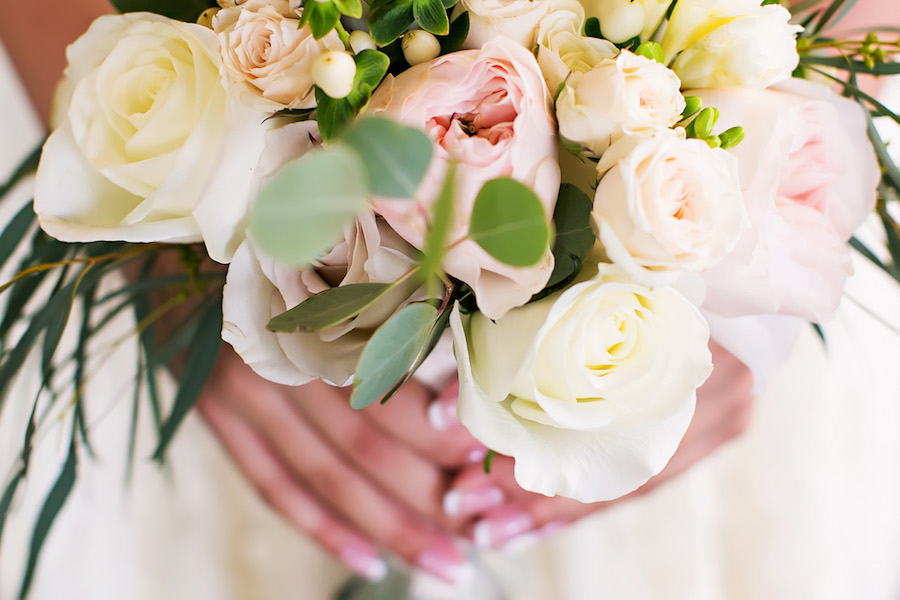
[196,392,388,581]
[360,378,488,469]
[211,363,470,582]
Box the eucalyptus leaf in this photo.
[546,184,595,289]
[412,0,450,35]
[420,163,456,279]
[350,302,438,409]
[109,0,214,21]
[339,117,433,198]
[468,178,551,267]
[268,282,394,332]
[249,146,370,266]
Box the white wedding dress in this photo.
[3,42,900,600]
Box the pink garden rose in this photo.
[697,78,879,322]
[368,37,560,320]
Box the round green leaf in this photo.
[249,146,370,266]
[468,178,551,267]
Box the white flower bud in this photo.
[596,0,644,44]
[349,30,376,54]
[197,7,221,28]
[313,50,357,98]
[402,30,441,66]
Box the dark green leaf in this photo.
[339,116,433,198]
[300,0,342,39]
[468,178,551,267]
[438,11,469,55]
[584,17,602,39]
[152,297,222,462]
[0,143,42,199]
[335,0,364,18]
[546,184,594,289]
[799,55,900,76]
[420,163,456,279]
[810,0,858,36]
[248,145,370,266]
[0,201,36,272]
[315,87,358,141]
[369,0,415,46]
[18,435,78,600]
[268,282,394,332]
[109,0,215,21]
[315,50,390,140]
[350,302,438,409]
[0,468,25,551]
[412,0,449,35]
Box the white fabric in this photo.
[3,41,900,600]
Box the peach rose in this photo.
[698,79,879,322]
[369,37,560,320]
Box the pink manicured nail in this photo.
[443,484,505,517]
[473,509,535,550]
[539,521,568,539]
[416,543,472,584]
[465,446,488,464]
[340,544,388,581]
[427,396,459,431]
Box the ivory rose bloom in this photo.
[556,50,685,156]
[35,13,270,262]
[534,0,617,92]
[213,0,343,109]
[450,264,712,502]
[369,38,560,320]
[661,0,802,89]
[593,131,747,283]
[578,0,670,43]
[223,211,421,386]
[698,79,879,322]
[457,0,551,50]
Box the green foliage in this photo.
[412,0,450,36]
[439,11,469,55]
[419,163,456,282]
[483,449,495,474]
[583,17,602,40]
[368,0,453,45]
[468,178,551,267]
[249,145,371,266]
[109,0,216,22]
[315,50,390,141]
[544,184,595,291]
[267,282,396,333]
[634,41,664,63]
[298,0,343,39]
[350,302,439,409]
[334,0,364,19]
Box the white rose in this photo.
[213,0,343,109]
[578,0,670,43]
[35,13,270,263]
[457,0,551,50]
[223,211,421,386]
[535,0,618,92]
[697,79,879,322]
[661,0,802,89]
[450,264,712,502]
[556,50,685,156]
[593,131,747,283]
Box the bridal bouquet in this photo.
[2,0,899,594]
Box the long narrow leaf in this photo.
[0,143,42,199]
[0,468,25,552]
[0,201,36,269]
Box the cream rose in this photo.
[450,264,712,502]
[223,211,421,386]
[534,0,618,92]
[457,0,551,50]
[697,79,879,322]
[578,0,670,43]
[556,50,685,156]
[661,0,802,89]
[369,38,560,320]
[34,13,270,263]
[592,131,747,284]
[213,0,343,109]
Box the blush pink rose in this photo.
[697,78,879,323]
[368,37,560,320]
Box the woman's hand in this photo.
[196,348,486,583]
[440,341,755,549]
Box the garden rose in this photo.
[661,0,802,89]
[450,264,712,502]
[578,0,670,43]
[593,131,747,283]
[369,37,559,320]
[698,79,879,322]
[556,50,685,156]
[457,0,551,50]
[34,13,270,263]
[534,0,617,92]
[222,211,421,386]
[213,0,342,109]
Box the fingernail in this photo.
[443,485,505,518]
[416,543,472,584]
[340,544,388,581]
[427,397,458,431]
[539,520,568,539]
[465,446,488,464]
[473,509,535,550]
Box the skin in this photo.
[3,0,887,583]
